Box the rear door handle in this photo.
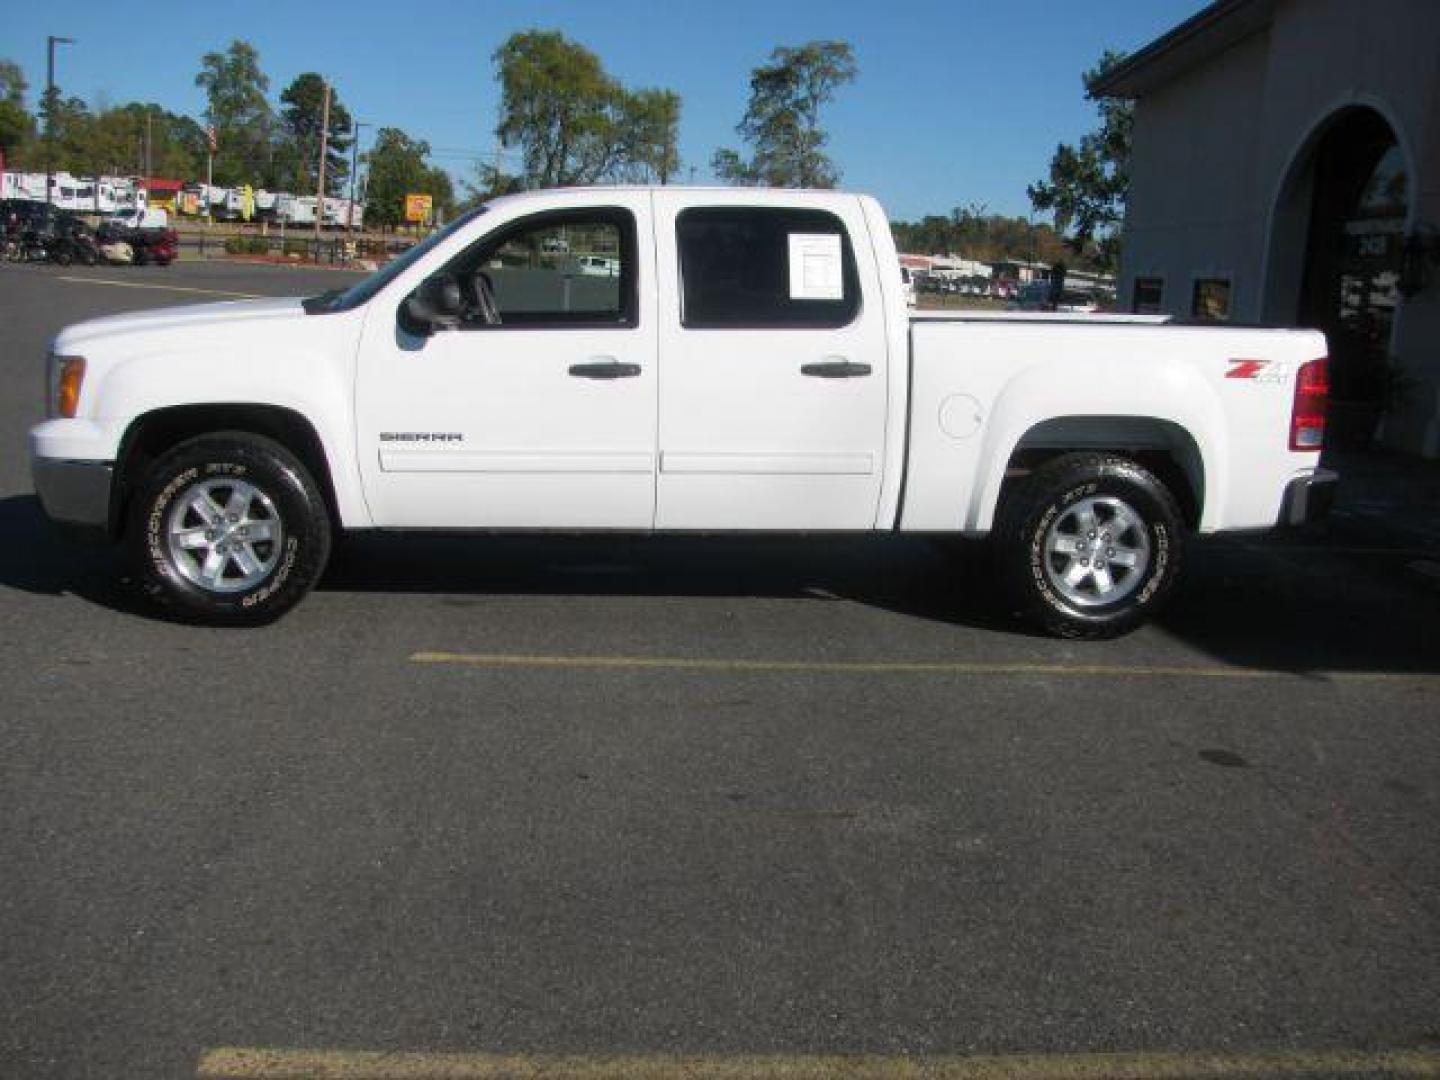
[801,359,873,378]
[569,358,641,379]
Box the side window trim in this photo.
[446,205,640,331]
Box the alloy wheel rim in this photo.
[166,478,284,594]
[1042,495,1151,608]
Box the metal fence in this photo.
[181,232,416,266]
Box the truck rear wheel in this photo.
[994,453,1185,639]
[126,433,331,624]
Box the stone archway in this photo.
[1265,106,1409,446]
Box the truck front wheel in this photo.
[994,453,1185,639]
[126,433,331,624]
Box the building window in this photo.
[1192,278,1232,322]
[1133,277,1164,314]
[677,206,860,329]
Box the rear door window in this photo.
[676,207,860,329]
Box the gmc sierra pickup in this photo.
[29,187,1335,636]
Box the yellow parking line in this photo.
[197,1047,1440,1079]
[54,275,265,299]
[409,651,1439,684]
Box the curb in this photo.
[196,255,376,272]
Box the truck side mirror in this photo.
[401,273,464,336]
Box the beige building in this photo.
[1095,0,1440,455]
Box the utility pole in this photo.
[204,123,215,227]
[347,120,368,233]
[44,35,76,212]
[313,79,330,241]
[144,107,152,179]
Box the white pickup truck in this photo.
[30,187,1335,636]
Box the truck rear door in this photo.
[651,192,890,530]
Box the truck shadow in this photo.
[0,494,143,614]
[0,493,1013,633]
[2,493,1437,674]
[323,526,1018,631]
[1155,534,1440,675]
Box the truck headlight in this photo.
[48,354,86,419]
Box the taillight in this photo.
[1289,357,1328,451]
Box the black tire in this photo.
[52,245,73,267]
[133,248,148,266]
[994,452,1185,639]
[126,433,331,624]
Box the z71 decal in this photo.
[1226,359,1293,384]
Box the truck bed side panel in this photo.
[902,321,1328,534]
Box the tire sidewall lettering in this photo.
[145,465,201,578]
[241,536,299,608]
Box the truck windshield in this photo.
[304,206,488,314]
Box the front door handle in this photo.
[569,358,642,379]
[801,359,873,378]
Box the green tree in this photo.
[0,59,33,169]
[617,88,681,183]
[277,73,353,195]
[1027,50,1132,274]
[423,165,456,222]
[890,209,1074,268]
[195,40,273,186]
[464,161,524,206]
[712,40,857,188]
[363,126,443,230]
[493,30,682,188]
[40,94,93,175]
[84,104,206,178]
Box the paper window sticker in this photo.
[788,233,844,301]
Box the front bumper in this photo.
[32,457,115,541]
[1278,468,1338,526]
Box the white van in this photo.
[104,207,170,231]
[574,254,620,277]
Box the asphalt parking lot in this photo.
[2,259,1439,1080]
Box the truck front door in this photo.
[652,194,890,530]
[355,197,658,528]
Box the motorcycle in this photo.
[49,231,101,267]
[18,229,52,263]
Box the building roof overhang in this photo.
[1090,0,1276,98]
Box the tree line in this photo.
[0,32,866,230]
[891,209,1075,269]
[0,35,1129,258]
[0,42,454,230]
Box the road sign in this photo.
[405,193,433,224]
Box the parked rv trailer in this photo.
[276,194,317,226]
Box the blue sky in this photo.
[5,0,1204,220]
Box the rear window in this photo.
[676,207,860,329]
